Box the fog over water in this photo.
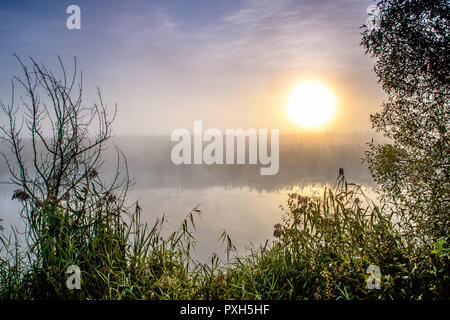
[0,133,379,262]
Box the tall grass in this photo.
[0,174,448,300]
[221,177,448,299]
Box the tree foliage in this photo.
[361,0,449,239]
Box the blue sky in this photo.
[0,0,384,135]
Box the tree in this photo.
[361,0,449,239]
[0,56,131,297]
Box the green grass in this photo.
[0,176,448,300]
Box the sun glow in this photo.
[287,81,336,128]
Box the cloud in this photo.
[103,0,367,70]
[0,0,380,136]
[182,0,368,69]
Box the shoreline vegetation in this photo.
[0,0,449,300]
[0,173,448,299]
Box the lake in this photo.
[0,133,378,263]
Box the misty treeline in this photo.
[0,134,374,192]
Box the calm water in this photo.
[128,184,377,263]
[0,134,377,263]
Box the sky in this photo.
[0,0,386,261]
[0,0,385,136]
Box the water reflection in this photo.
[0,134,377,263]
[128,183,377,263]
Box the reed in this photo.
[1,174,447,300]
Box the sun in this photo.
[287,81,336,128]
